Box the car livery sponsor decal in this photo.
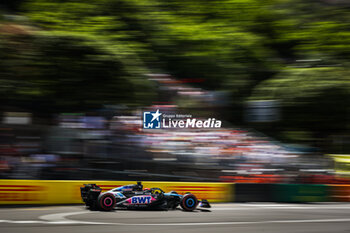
[97,185,132,192]
[126,195,155,204]
[0,185,46,202]
[113,192,126,198]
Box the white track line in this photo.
[39,211,105,225]
[213,206,350,210]
[1,205,350,226]
[1,210,349,226]
[117,218,350,226]
[2,216,350,226]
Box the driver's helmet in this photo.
[144,188,151,192]
[134,181,143,191]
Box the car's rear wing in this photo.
[80,184,102,203]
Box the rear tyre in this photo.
[180,194,198,211]
[98,193,116,211]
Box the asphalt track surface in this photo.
[1,203,350,233]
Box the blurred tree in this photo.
[250,67,350,146]
[0,32,155,113]
[0,0,349,150]
[22,0,279,107]
[0,0,157,113]
[0,0,25,12]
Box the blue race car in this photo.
[80,181,210,211]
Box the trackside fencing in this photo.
[0,180,350,205]
[0,180,233,205]
[234,183,350,202]
[330,185,350,202]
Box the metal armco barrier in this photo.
[0,180,233,205]
[2,180,349,205]
[235,183,272,202]
[330,185,350,202]
[270,184,330,202]
[234,184,335,202]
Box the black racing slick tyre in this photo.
[180,194,198,211]
[98,193,116,211]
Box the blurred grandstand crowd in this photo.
[0,75,348,184]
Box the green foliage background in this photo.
[0,0,349,149]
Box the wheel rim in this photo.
[104,197,113,206]
[186,198,195,208]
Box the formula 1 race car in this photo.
[80,181,210,211]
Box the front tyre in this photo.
[98,193,116,211]
[180,194,198,211]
